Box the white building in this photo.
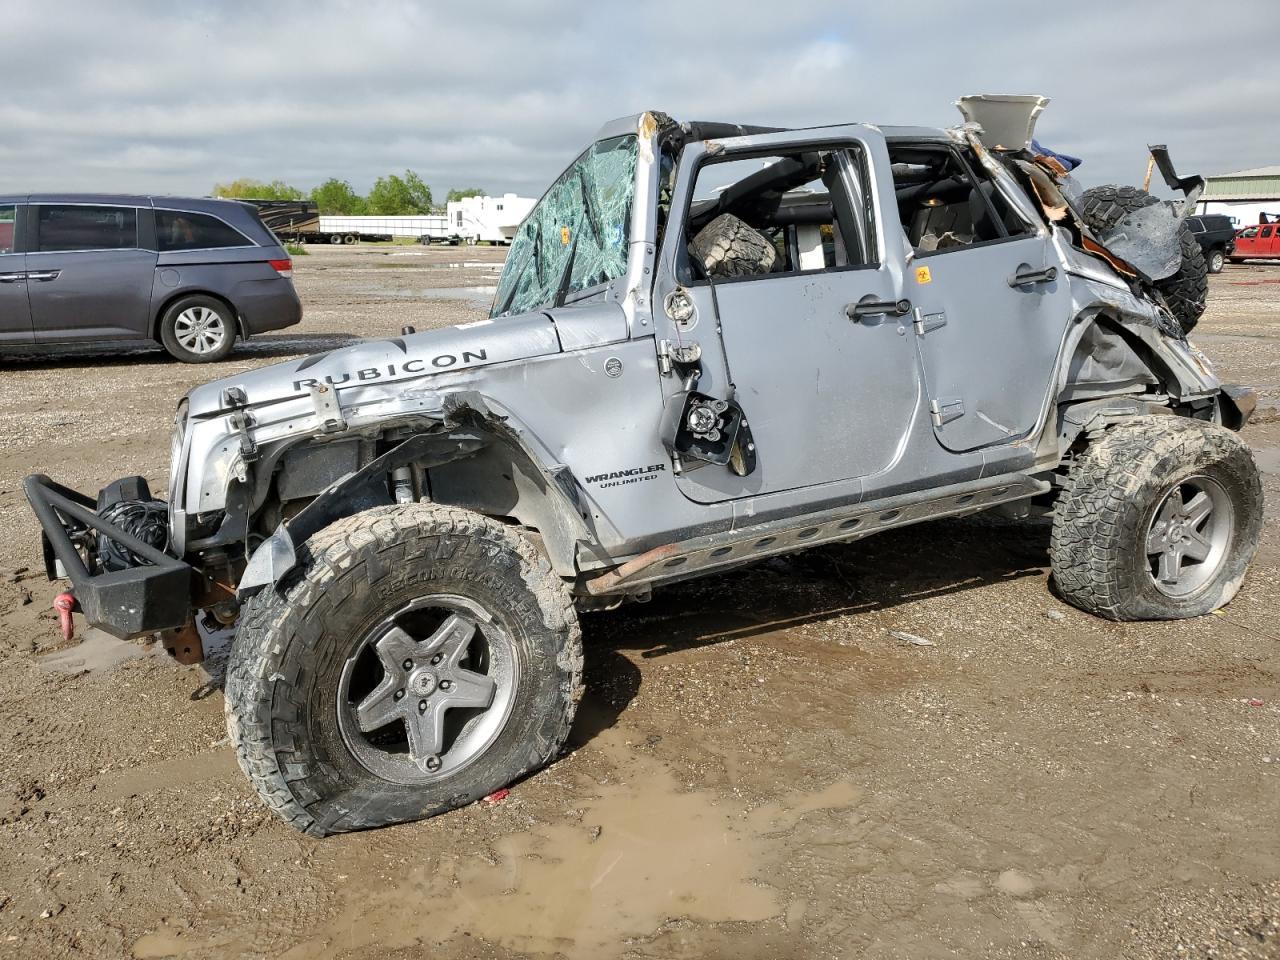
[446,194,536,245]
[1196,165,1280,226]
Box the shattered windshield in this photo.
[491,135,637,318]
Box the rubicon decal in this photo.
[292,349,489,392]
[584,463,666,489]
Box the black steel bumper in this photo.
[23,475,193,639]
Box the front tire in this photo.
[1050,417,1262,620]
[224,504,583,835]
[1207,249,1225,274]
[158,295,237,363]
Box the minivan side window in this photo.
[37,205,137,252]
[0,205,15,254]
[156,210,251,251]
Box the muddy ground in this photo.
[0,245,1277,960]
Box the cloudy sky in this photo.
[2,0,1276,200]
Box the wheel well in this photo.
[1059,314,1163,403]
[151,290,243,341]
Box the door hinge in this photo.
[657,338,702,377]
[929,398,965,427]
[913,309,947,336]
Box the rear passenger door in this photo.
[0,201,32,344]
[888,142,1073,452]
[26,201,157,342]
[1261,225,1279,257]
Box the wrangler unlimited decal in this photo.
[292,349,489,391]
[584,463,666,489]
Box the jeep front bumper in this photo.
[23,475,193,639]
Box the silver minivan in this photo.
[0,194,302,362]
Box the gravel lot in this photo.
[0,245,1277,960]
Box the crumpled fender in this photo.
[238,392,600,597]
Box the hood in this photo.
[184,312,563,417]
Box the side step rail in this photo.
[583,473,1048,596]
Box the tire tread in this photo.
[224,503,582,835]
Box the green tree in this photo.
[311,178,367,215]
[212,178,304,201]
[446,187,486,203]
[366,169,433,215]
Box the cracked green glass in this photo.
[492,135,637,318]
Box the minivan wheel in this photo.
[224,503,583,836]
[159,295,236,363]
[1050,416,1262,620]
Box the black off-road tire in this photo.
[1050,417,1262,621]
[158,294,237,363]
[689,213,778,278]
[1079,185,1208,335]
[224,503,583,836]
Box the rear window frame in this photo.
[154,207,256,253]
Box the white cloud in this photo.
[2,0,1276,197]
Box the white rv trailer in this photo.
[315,215,458,244]
[445,194,536,245]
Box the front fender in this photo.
[238,394,600,597]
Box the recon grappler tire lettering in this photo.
[292,349,488,391]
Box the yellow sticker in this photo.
[915,265,932,284]
[561,226,571,246]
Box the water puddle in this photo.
[281,732,860,959]
[38,628,159,674]
[97,749,239,802]
[353,285,497,308]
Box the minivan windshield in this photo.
[491,135,638,318]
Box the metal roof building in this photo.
[1197,165,1280,225]
[1201,165,1280,202]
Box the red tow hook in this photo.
[53,591,79,643]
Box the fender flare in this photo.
[238,393,600,597]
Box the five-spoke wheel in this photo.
[159,294,237,362]
[1145,477,1232,597]
[338,597,517,782]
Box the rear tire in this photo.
[158,294,236,363]
[1079,185,1208,335]
[224,504,583,836]
[1050,417,1262,620]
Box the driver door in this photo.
[652,126,922,504]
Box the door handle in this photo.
[26,270,60,282]
[0,272,25,283]
[1008,266,1057,288]
[846,296,911,320]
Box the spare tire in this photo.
[689,213,778,278]
[1079,185,1208,336]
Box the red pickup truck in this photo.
[1230,217,1280,262]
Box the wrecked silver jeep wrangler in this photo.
[26,96,1262,834]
